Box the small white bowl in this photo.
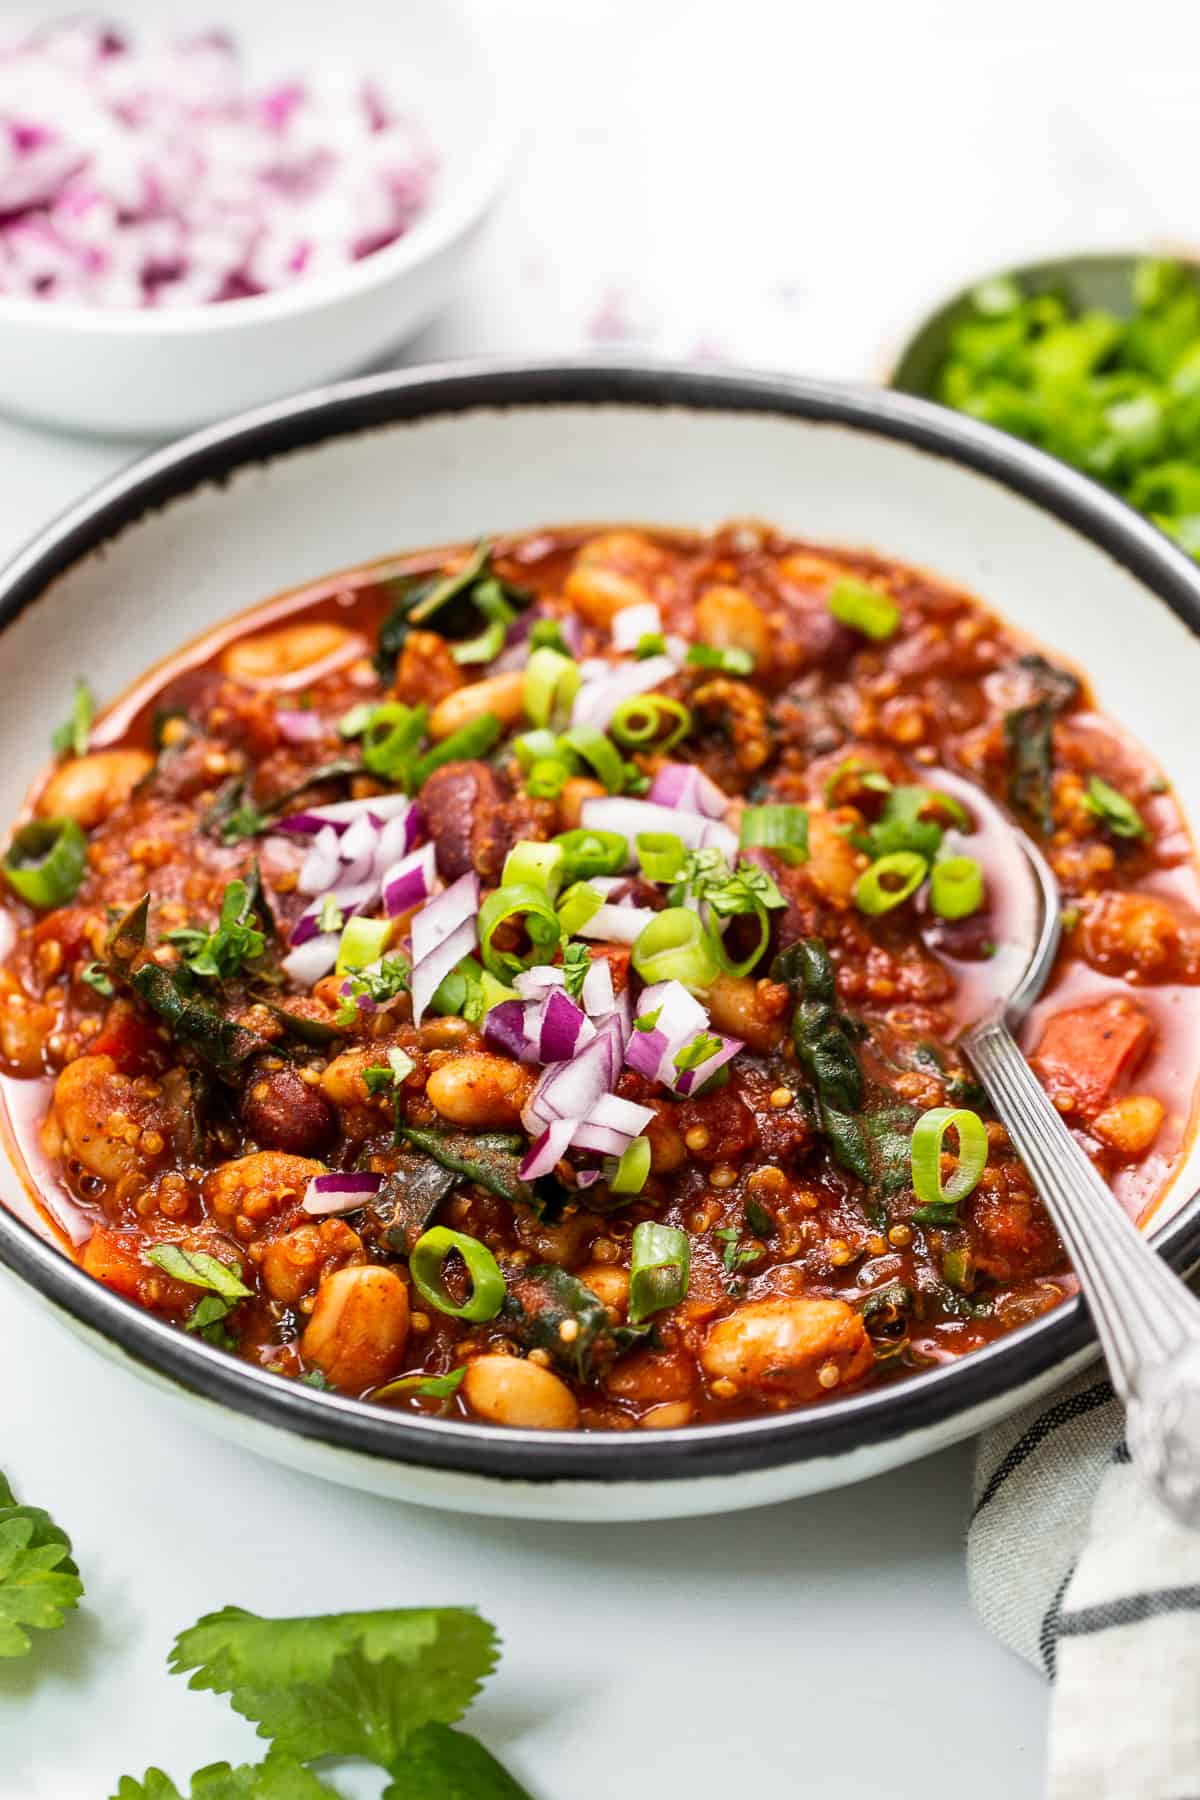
[0,0,511,439]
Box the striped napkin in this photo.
[968,1366,1200,1799]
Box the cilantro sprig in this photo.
[166,878,268,981]
[0,1471,83,1658]
[115,1604,531,1798]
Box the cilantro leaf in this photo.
[111,1757,331,1799]
[169,1605,499,1769]
[562,940,591,1003]
[167,878,267,981]
[0,1470,83,1658]
[383,1723,534,1799]
[1084,775,1149,841]
[335,954,411,1027]
[145,1246,252,1301]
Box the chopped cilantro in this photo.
[166,878,268,981]
[673,1031,722,1072]
[562,940,591,1004]
[714,1226,763,1277]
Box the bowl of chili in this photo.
[0,359,1198,1520]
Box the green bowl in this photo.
[889,251,1200,398]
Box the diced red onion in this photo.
[577,904,655,945]
[547,989,598,1059]
[484,999,539,1063]
[588,1092,655,1136]
[514,965,565,999]
[276,709,324,744]
[411,915,476,1028]
[45,1190,94,1248]
[290,878,375,946]
[611,602,662,651]
[674,1034,744,1095]
[518,1118,577,1181]
[571,654,677,733]
[626,980,711,1086]
[298,824,342,896]
[382,844,437,917]
[581,956,614,1017]
[648,762,730,819]
[522,1028,616,1133]
[277,795,420,839]
[410,873,479,1025]
[580,795,713,851]
[0,23,436,312]
[281,931,340,986]
[302,1170,384,1217]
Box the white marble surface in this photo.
[6,0,1199,1791]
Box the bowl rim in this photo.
[2,354,1199,1488]
[0,0,512,339]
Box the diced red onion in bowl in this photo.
[289,878,376,946]
[0,20,437,310]
[518,1117,577,1181]
[302,1170,384,1217]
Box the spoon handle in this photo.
[963,1012,1200,1529]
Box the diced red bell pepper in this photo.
[1030,996,1151,1118]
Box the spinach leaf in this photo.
[396,1127,538,1207]
[1002,654,1081,836]
[104,898,275,1082]
[368,1154,461,1257]
[502,1265,644,1380]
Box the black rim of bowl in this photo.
[1,356,1198,1489]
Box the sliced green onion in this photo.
[854,851,928,916]
[51,678,94,758]
[636,830,687,882]
[632,906,720,991]
[636,632,668,659]
[828,577,900,641]
[628,1221,690,1324]
[526,758,571,799]
[502,839,565,897]
[431,956,484,1019]
[409,1226,506,1321]
[406,541,492,626]
[524,646,580,729]
[338,700,374,738]
[609,1135,652,1195]
[553,828,629,881]
[930,856,985,919]
[610,695,692,752]
[411,713,502,790]
[513,728,564,771]
[530,618,570,653]
[558,725,626,792]
[941,1247,975,1291]
[686,643,754,675]
[2,818,87,908]
[478,882,563,978]
[739,803,809,865]
[360,702,428,782]
[557,881,604,935]
[910,1106,989,1219]
[479,971,520,1012]
[1084,775,1149,841]
[336,915,392,975]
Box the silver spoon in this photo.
[953,819,1200,1529]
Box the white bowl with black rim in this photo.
[1,360,1199,1520]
